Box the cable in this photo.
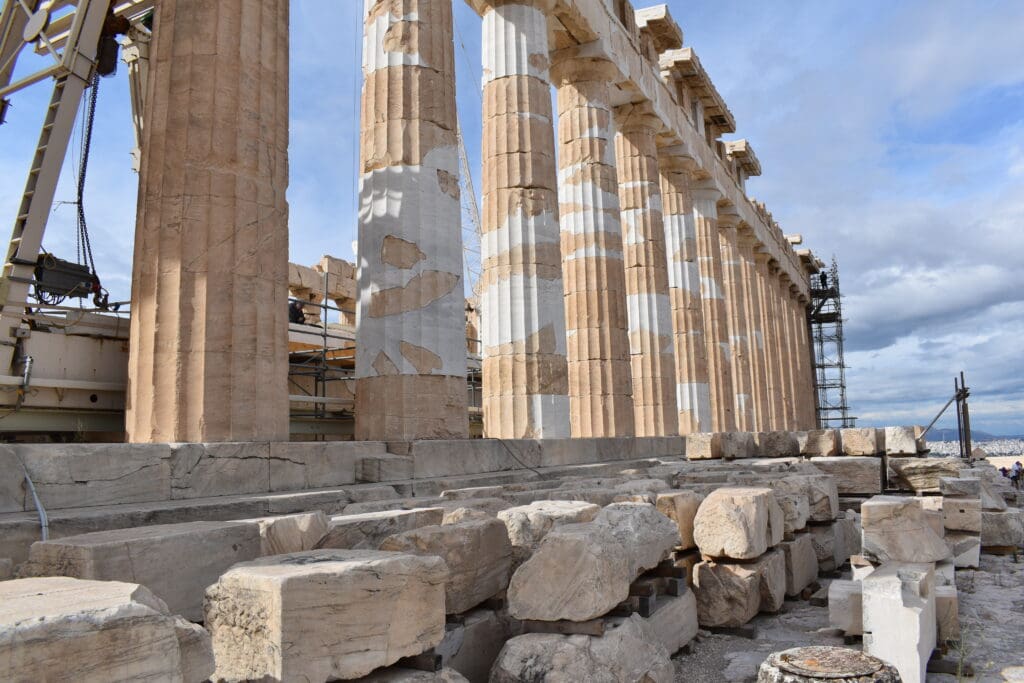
[75,73,99,277]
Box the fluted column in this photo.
[775,273,798,429]
[739,233,770,431]
[718,211,755,431]
[127,0,290,442]
[552,57,634,437]
[692,184,735,432]
[793,292,815,428]
[614,104,677,436]
[659,152,712,433]
[476,0,569,438]
[355,0,468,440]
[753,252,782,429]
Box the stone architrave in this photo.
[655,490,704,549]
[717,211,756,431]
[551,56,634,437]
[490,615,674,682]
[888,457,965,493]
[506,503,677,621]
[205,550,448,681]
[692,182,736,432]
[0,577,213,682]
[693,487,784,560]
[356,0,469,440]
[614,102,678,436]
[692,560,760,628]
[497,500,600,557]
[779,535,819,597]
[841,428,882,456]
[20,521,261,621]
[127,0,290,442]
[803,429,840,457]
[379,518,513,615]
[659,151,713,433]
[317,508,446,550]
[861,496,951,564]
[475,0,570,438]
[810,456,883,496]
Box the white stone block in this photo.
[246,511,329,555]
[828,579,863,635]
[380,518,513,615]
[693,487,784,560]
[319,508,445,550]
[21,521,261,621]
[861,496,951,564]
[0,577,210,682]
[655,490,704,549]
[862,562,936,683]
[205,550,448,681]
[779,535,818,597]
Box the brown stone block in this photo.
[483,74,552,124]
[481,187,558,230]
[355,375,468,441]
[482,111,556,159]
[482,353,569,396]
[360,119,456,173]
[563,289,630,332]
[483,151,557,193]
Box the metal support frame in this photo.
[0,0,112,377]
[808,256,855,428]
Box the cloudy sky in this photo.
[1,1,1021,435]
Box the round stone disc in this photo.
[23,8,50,43]
[775,646,883,679]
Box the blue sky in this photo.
[1,0,1022,435]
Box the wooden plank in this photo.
[521,619,605,637]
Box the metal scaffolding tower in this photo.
[808,257,856,428]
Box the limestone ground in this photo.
[673,555,1024,682]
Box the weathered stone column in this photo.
[127,0,290,443]
[793,292,815,428]
[717,211,755,432]
[355,0,468,440]
[692,184,735,432]
[476,0,569,438]
[753,252,782,429]
[614,103,677,436]
[739,233,770,431]
[552,57,634,437]
[774,273,797,429]
[659,151,712,433]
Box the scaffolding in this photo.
[808,257,855,428]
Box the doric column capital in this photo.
[468,0,555,16]
[717,209,742,231]
[614,101,663,134]
[657,143,697,173]
[689,179,722,205]
[549,54,619,86]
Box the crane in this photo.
[0,0,153,432]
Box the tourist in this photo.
[1012,461,1023,490]
[999,466,1010,478]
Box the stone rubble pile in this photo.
[2,426,1021,681]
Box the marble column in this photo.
[793,291,815,428]
[739,233,770,431]
[692,183,735,432]
[753,252,781,429]
[476,0,569,438]
[552,57,634,437]
[718,211,755,432]
[127,0,290,442]
[659,152,712,433]
[775,273,798,429]
[614,103,677,436]
[355,0,468,440]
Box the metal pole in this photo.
[961,371,972,459]
[954,377,964,458]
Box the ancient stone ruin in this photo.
[0,1,1022,682]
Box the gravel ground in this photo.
[672,555,1024,682]
[672,587,845,682]
[929,439,1024,458]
